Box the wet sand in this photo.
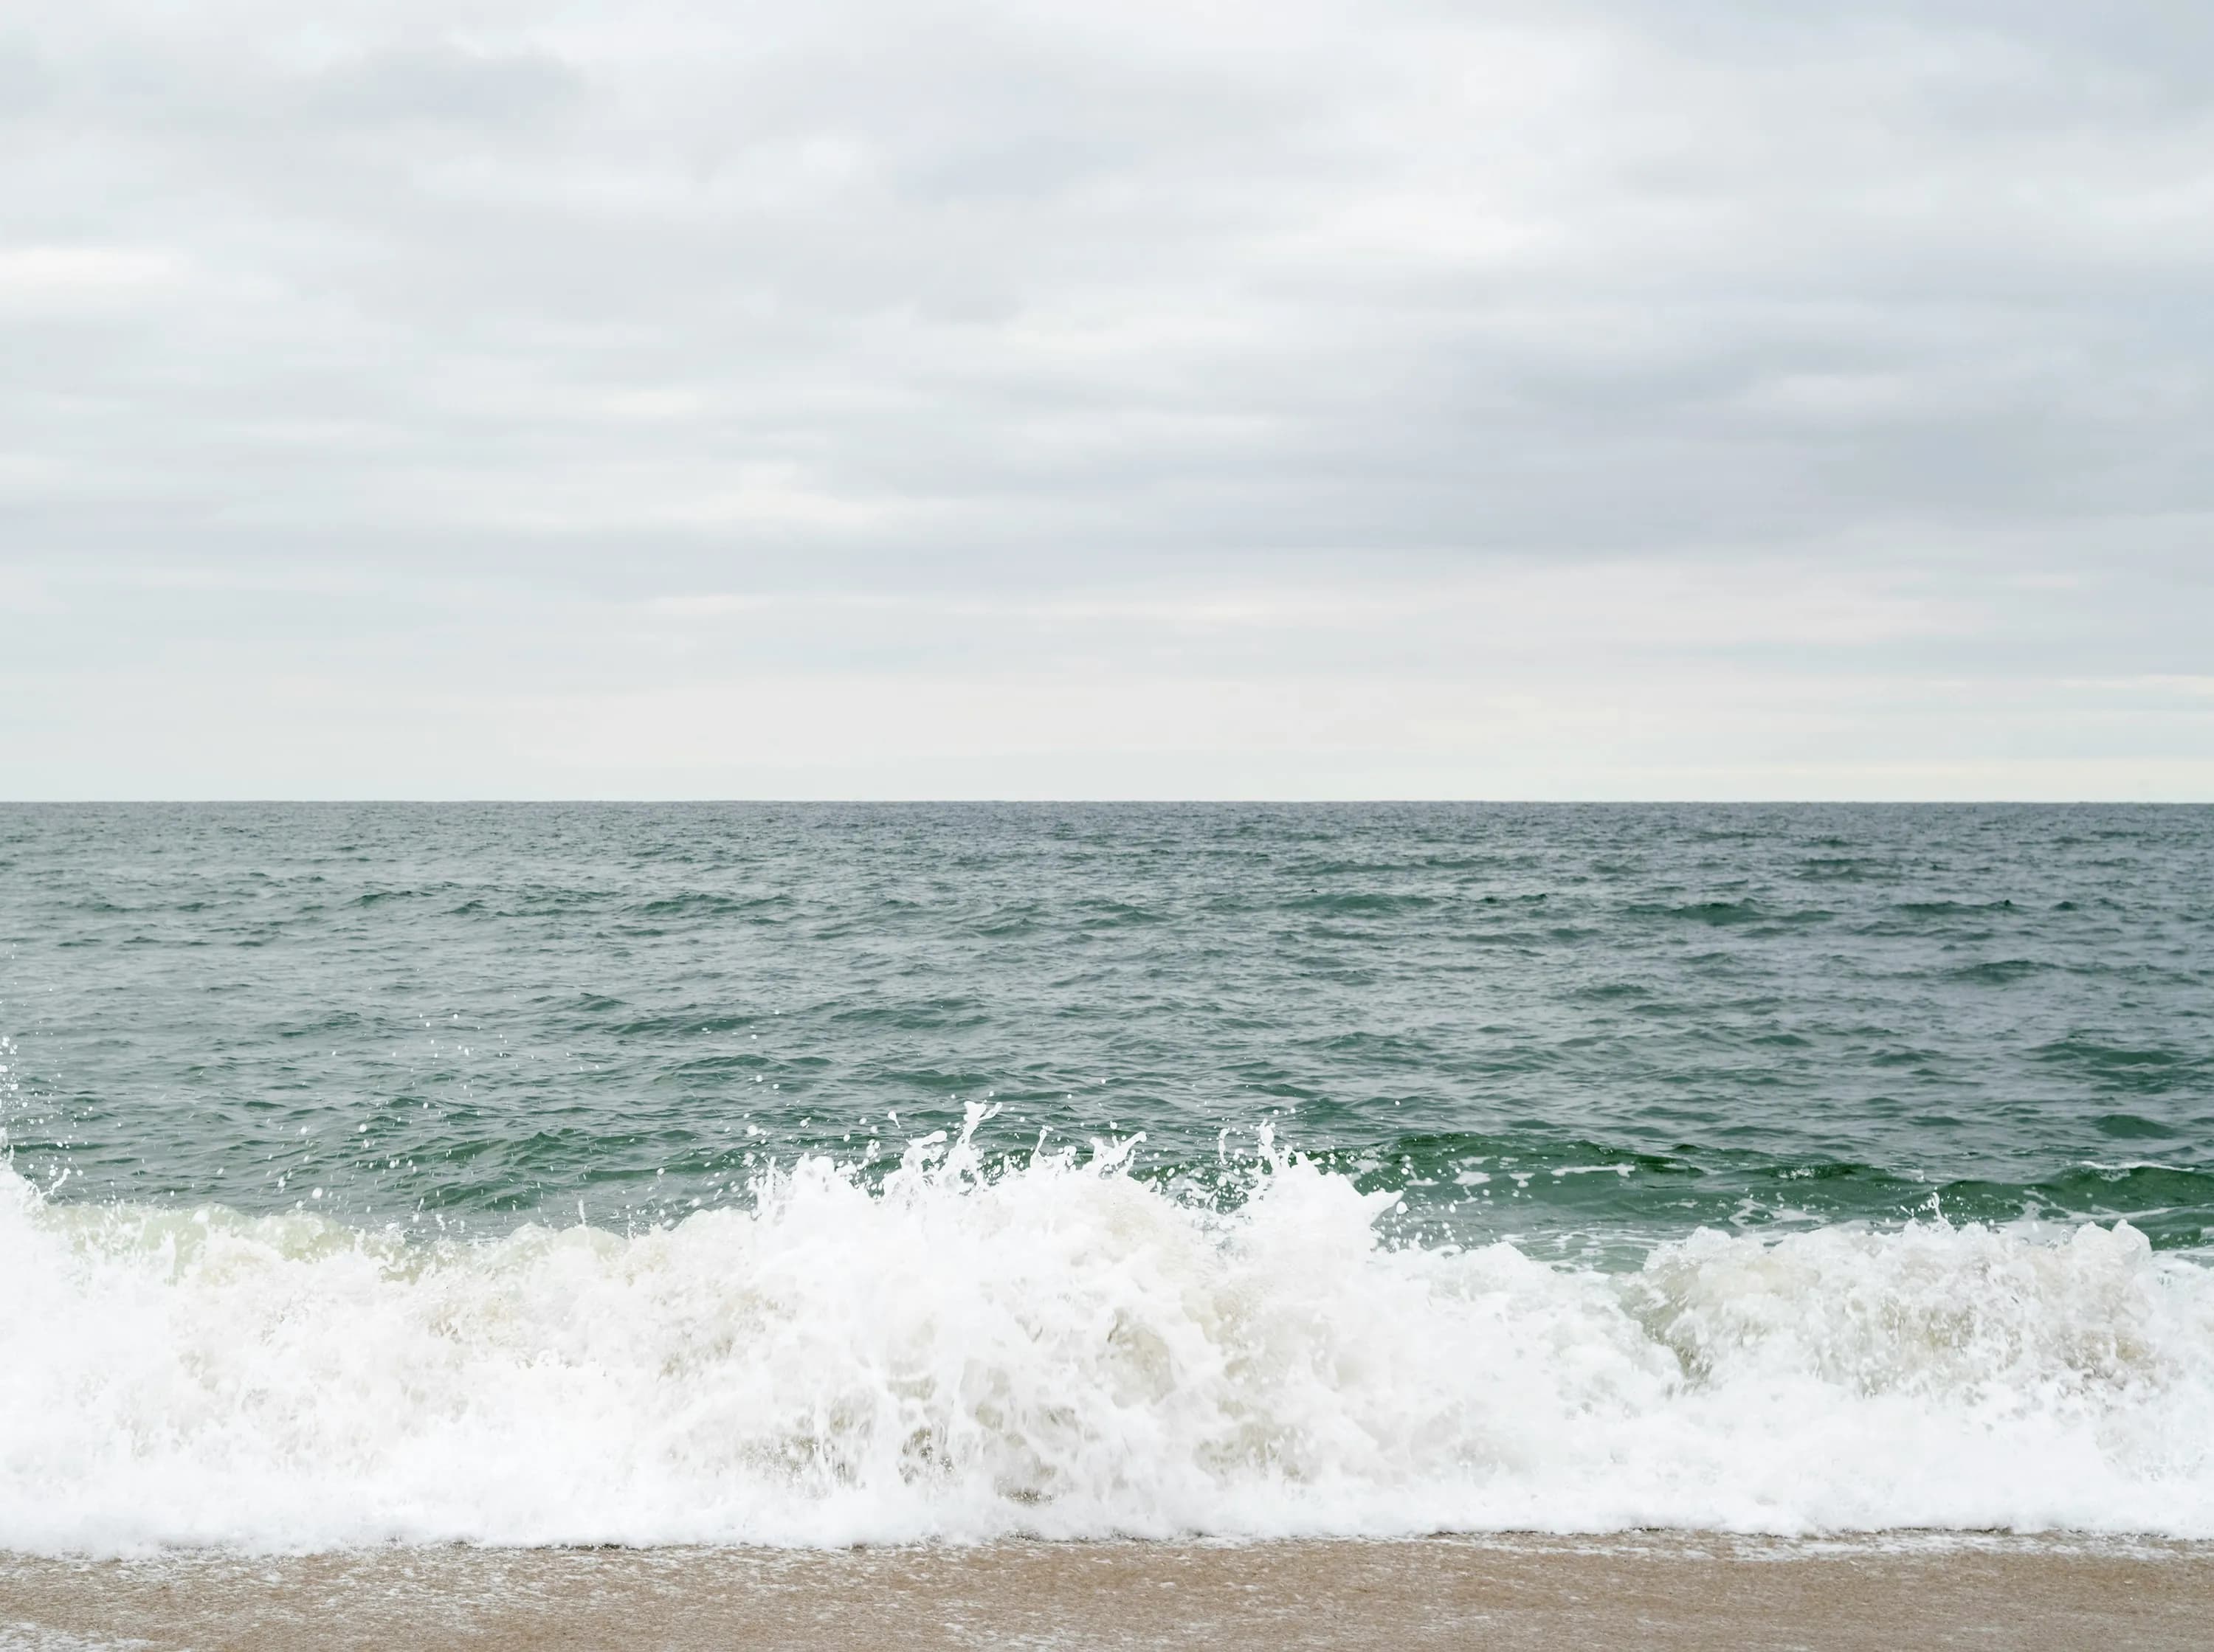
[4,1534,2210,1651]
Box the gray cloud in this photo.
[0,0,2208,794]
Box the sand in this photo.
[4,1534,2210,1651]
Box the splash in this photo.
[4,1107,2212,1555]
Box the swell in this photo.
[4,1113,2213,1556]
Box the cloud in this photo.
[0,0,2207,793]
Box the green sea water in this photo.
[6,802,2210,1262]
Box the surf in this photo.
[4,1107,2212,1555]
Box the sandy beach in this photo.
[6,1534,2211,1651]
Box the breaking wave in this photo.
[5,1109,2213,1555]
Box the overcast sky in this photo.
[2,0,2210,798]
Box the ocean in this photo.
[3,802,2212,1554]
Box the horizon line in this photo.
[3,798,2207,809]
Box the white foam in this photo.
[4,1112,2213,1555]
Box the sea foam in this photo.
[4,1110,2212,1555]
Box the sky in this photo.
[1,0,2210,799]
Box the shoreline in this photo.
[7,1533,2212,1651]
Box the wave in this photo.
[4,1110,2213,1555]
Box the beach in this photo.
[10,0,2212,1611]
[7,1535,2211,1651]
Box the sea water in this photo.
[2,803,2211,1551]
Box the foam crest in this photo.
[3,1119,2212,1555]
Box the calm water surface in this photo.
[6,803,2210,1260]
